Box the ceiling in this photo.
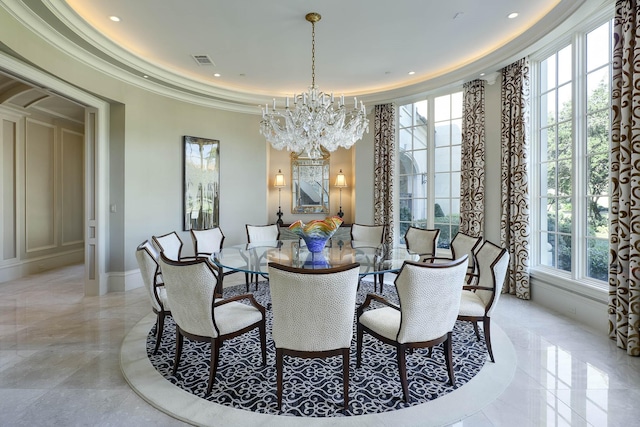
[0,0,601,112]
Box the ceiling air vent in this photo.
[191,54,215,66]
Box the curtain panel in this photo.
[609,0,640,356]
[460,79,486,237]
[373,103,396,245]
[500,58,531,300]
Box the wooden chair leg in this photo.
[397,344,410,403]
[483,317,495,362]
[245,272,250,292]
[276,348,284,410]
[356,324,364,368]
[153,311,165,355]
[259,321,267,365]
[173,328,183,375]
[444,332,456,388]
[207,338,220,395]
[342,348,350,412]
[472,321,481,340]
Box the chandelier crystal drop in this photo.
[260,12,369,159]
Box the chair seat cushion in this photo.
[458,290,486,317]
[359,307,401,341]
[215,301,263,336]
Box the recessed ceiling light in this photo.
[142,75,148,79]
[213,73,221,77]
[508,12,518,19]
[480,72,486,77]
[109,16,121,22]
[408,71,416,75]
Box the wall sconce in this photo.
[274,169,286,225]
[334,169,348,218]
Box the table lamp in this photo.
[335,169,347,218]
[274,169,286,225]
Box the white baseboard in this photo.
[0,250,83,284]
[108,268,144,293]
[531,276,608,335]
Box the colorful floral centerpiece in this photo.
[288,216,343,253]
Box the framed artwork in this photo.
[183,135,220,231]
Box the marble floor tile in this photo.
[1,264,638,426]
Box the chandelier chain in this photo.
[311,20,315,88]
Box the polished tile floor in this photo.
[1,264,638,426]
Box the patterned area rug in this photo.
[146,281,488,417]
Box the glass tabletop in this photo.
[212,240,421,277]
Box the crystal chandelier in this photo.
[260,12,369,159]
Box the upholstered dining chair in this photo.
[404,226,440,257]
[268,262,361,412]
[371,226,439,294]
[424,231,482,285]
[158,254,267,395]
[450,232,483,283]
[190,227,239,295]
[135,240,170,355]
[356,255,469,403]
[152,231,194,261]
[350,223,386,244]
[245,224,280,291]
[457,240,509,363]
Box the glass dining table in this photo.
[211,240,421,295]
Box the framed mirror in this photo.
[291,149,330,214]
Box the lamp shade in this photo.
[335,169,347,188]
[274,169,286,187]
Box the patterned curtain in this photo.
[609,0,640,357]
[374,103,396,245]
[500,58,531,300]
[460,79,486,237]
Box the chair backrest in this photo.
[158,254,218,338]
[394,255,468,344]
[450,232,483,268]
[268,262,360,352]
[350,223,386,244]
[246,224,280,243]
[404,226,440,256]
[191,227,225,257]
[135,240,163,312]
[152,231,184,261]
[474,241,509,315]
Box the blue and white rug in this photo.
[146,281,488,417]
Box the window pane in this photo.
[544,163,557,195]
[556,160,572,196]
[557,122,572,159]
[410,149,428,174]
[558,83,572,121]
[558,234,572,272]
[434,147,450,172]
[434,95,450,121]
[558,45,572,85]
[399,128,412,151]
[451,173,460,198]
[587,68,609,113]
[414,100,428,126]
[587,195,609,236]
[435,122,450,147]
[587,22,610,72]
[434,199,450,220]
[411,198,427,223]
[451,145,461,172]
[451,119,462,145]
[434,173,450,197]
[558,197,572,231]
[544,126,557,161]
[414,126,428,150]
[586,238,608,281]
[546,198,558,231]
[541,55,557,91]
[399,105,413,128]
[541,92,556,126]
[540,232,555,267]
